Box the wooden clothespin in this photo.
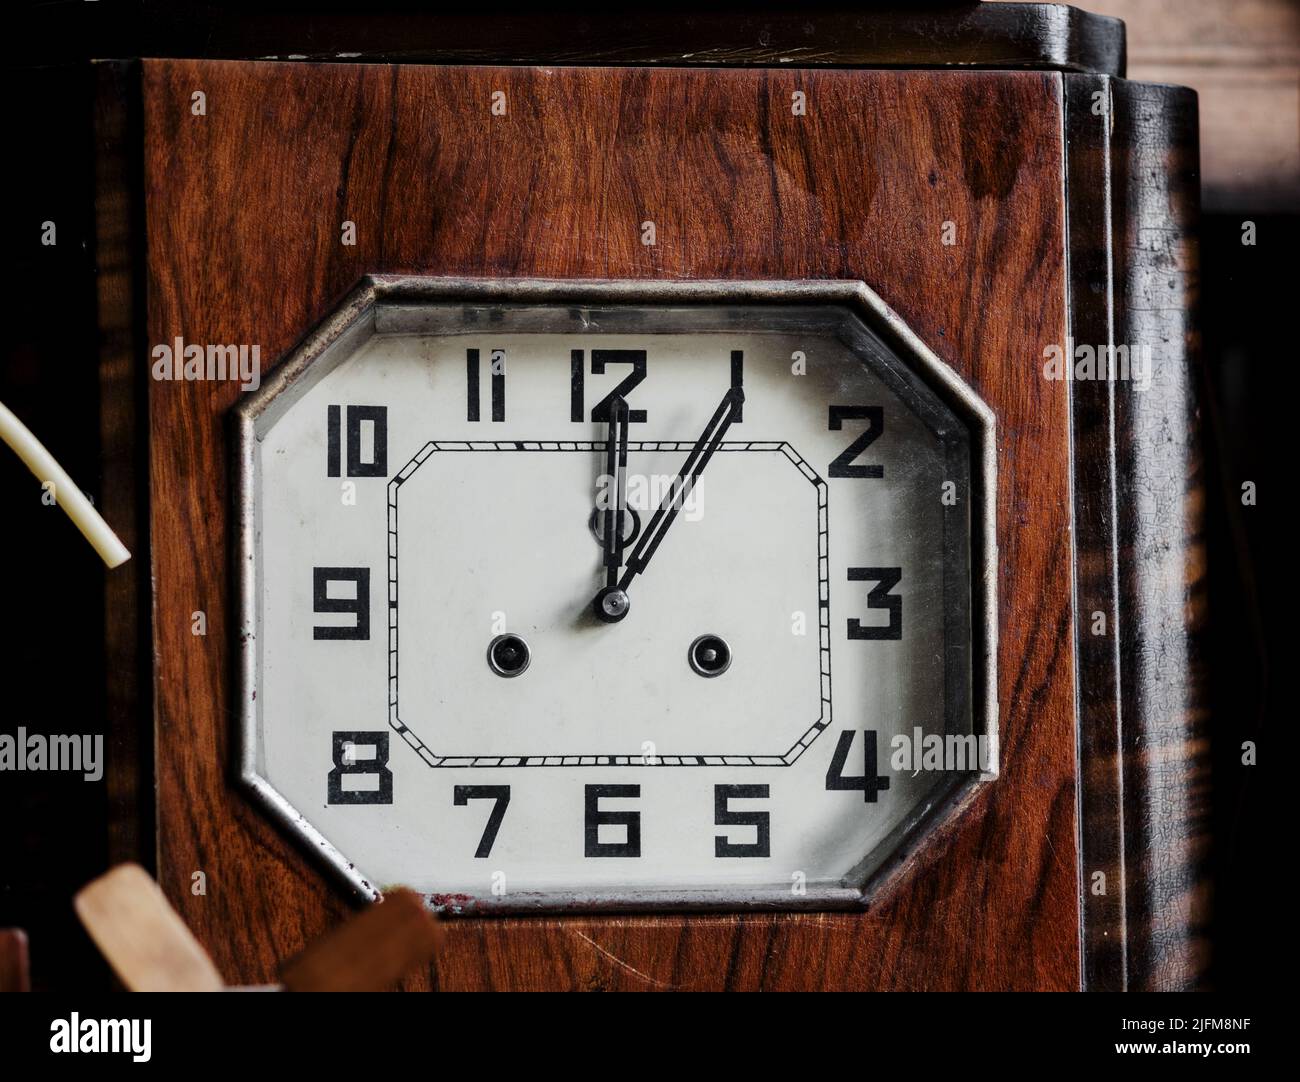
[279,889,444,992]
[74,864,224,991]
[0,928,31,992]
[74,863,442,991]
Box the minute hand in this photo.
[618,386,744,591]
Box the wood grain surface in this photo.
[0,929,31,993]
[1102,79,1210,992]
[143,61,1077,990]
[279,888,444,993]
[1065,73,1210,991]
[95,58,155,886]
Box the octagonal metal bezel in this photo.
[234,276,998,910]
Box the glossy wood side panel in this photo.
[1064,72,1129,993]
[1066,74,1210,990]
[1108,80,1211,991]
[144,61,1078,989]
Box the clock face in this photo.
[237,279,996,910]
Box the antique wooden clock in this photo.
[90,4,1207,991]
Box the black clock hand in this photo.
[592,385,742,622]
[602,395,630,589]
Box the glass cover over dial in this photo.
[238,281,995,911]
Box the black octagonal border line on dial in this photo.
[385,439,831,768]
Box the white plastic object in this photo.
[0,398,131,568]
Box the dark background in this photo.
[0,1,1280,991]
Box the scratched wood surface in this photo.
[143,60,1076,990]
[1063,74,1210,991]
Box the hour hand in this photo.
[593,396,631,621]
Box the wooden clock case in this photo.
[90,6,1207,991]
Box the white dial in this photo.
[237,280,995,910]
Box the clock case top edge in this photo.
[60,4,1125,78]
